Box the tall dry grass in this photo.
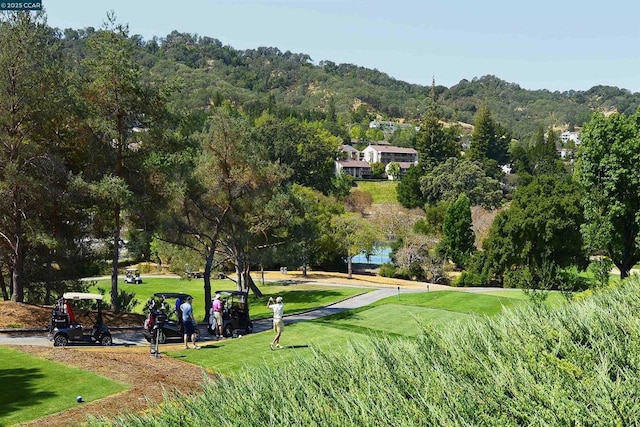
[92,278,640,426]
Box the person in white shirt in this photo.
[267,296,284,350]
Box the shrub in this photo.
[97,287,139,313]
[378,263,397,278]
[453,271,487,287]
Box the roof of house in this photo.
[364,145,418,154]
[339,144,359,152]
[396,161,418,169]
[337,160,371,168]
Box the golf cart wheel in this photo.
[53,334,68,347]
[223,324,233,338]
[193,328,201,342]
[245,322,253,334]
[100,334,113,346]
[157,330,166,344]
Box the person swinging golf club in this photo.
[267,296,284,350]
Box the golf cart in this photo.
[48,292,112,347]
[142,292,201,344]
[124,268,143,284]
[215,290,253,337]
[184,264,204,279]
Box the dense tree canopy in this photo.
[420,158,504,209]
[437,194,475,267]
[5,9,640,303]
[0,12,71,301]
[576,110,640,278]
[478,175,586,285]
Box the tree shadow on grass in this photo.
[0,367,52,424]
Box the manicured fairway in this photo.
[89,278,369,319]
[168,289,557,375]
[166,322,365,375]
[323,304,474,336]
[0,347,126,426]
[4,285,565,425]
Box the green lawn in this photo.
[167,322,365,375]
[4,286,567,424]
[354,180,398,204]
[0,347,126,426]
[171,289,560,376]
[88,278,369,319]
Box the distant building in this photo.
[561,131,581,145]
[369,120,417,133]
[338,144,360,161]
[369,120,397,133]
[335,160,372,179]
[361,144,418,165]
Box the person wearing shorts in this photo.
[213,294,224,338]
[180,296,199,349]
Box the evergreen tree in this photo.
[80,14,169,311]
[415,80,457,166]
[396,164,427,209]
[469,103,509,165]
[0,12,69,301]
[437,194,475,267]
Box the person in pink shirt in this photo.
[212,294,224,338]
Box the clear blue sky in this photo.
[42,0,640,93]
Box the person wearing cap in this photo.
[212,294,224,338]
[180,296,200,349]
[267,296,284,350]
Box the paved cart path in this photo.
[0,284,430,346]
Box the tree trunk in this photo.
[202,252,214,322]
[44,257,52,305]
[0,270,8,301]
[111,202,121,312]
[11,241,24,302]
[243,264,262,297]
[347,256,353,279]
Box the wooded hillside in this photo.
[59,28,640,138]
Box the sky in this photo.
[42,0,640,93]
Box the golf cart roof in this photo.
[214,290,248,296]
[153,292,192,300]
[126,268,139,272]
[63,292,104,301]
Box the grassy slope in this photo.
[169,289,547,375]
[354,180,398,204]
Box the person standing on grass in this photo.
[180,296,200,349]
[212,294,224,339]
[267,296,284,350]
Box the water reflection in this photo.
[351,247,392,265]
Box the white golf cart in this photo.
[48,292,113,347]
[124,268,143,284]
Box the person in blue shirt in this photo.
[180,296,199,349]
